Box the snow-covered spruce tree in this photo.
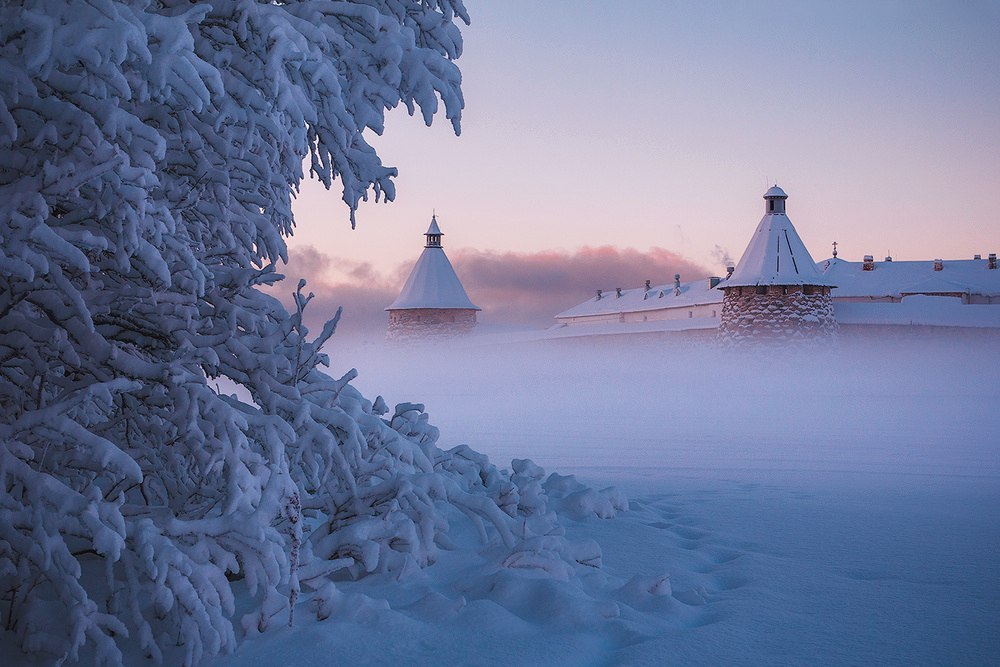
[0,2,625,664]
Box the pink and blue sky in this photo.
[284,0,1000,335]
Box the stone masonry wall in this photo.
[718,285,837,344]
[386,308,477,341]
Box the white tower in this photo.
[718,186,838,342]
[385,215,480,340]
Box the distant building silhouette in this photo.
[553,187,1000,339]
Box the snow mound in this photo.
[543,472,630,519]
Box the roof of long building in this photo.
[555,277,723,319]
[817,256,1000,298]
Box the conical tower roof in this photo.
[386,216,480,311]
[722,186,834,288]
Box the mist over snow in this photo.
[335,334,1000,481]
[273,244,711,338]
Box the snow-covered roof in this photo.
[817,257,1000,298]
[426,216,442,237]
[720,187,834,288]
[555,277,723,320]
[386,220,480,311]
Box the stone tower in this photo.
[718,186,837,342]
[386,215,480,340]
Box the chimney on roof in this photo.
[615,287,622,298]
[989,253,997,270]
[884,254,893,262]
[674,274,681,297]
[933,259,943,271]
[863,255,875,271]
[974,254,981,260]
[726,265,735,279]
[596,289,602,300]
[644,279,651,290]
[709,276,722,289]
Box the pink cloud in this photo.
[270,244,713,340]
[451,246,713,326]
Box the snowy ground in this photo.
[214,334,999,666]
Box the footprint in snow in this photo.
[672,586,710,606]
[670,525,709,540]
[710,572,751,591]
[686,609,728,628]
[707,548,744,565]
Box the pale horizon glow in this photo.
[288,0,1000,320]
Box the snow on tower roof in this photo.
[720,186,834,288]
[426,215,442,236]
[386,219,480,311]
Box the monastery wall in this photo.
[837,323,1000,342]
[719,285,838,342]
[621,303,719,323]
[832,295,900,303]
[387,308,477,340]
[557,302,719,326]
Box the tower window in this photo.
[769,200,775,212]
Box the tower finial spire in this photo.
[832,241,838,258]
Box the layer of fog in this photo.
[330,333,1000,484]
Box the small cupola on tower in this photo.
[763,185,787,215]
[425,214,443,248]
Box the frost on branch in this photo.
[0,1,624,665]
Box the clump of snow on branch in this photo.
[0,1,625,665]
